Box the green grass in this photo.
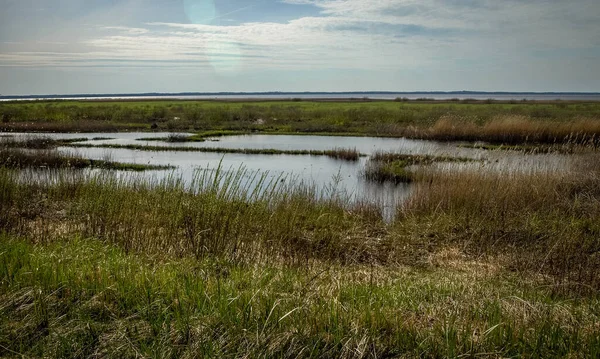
[0,136,89,149]
[1,235,598,358]
[67,143,364,161]
[1,150,600,356]
[91,160,174,171]
[458,142,582,154]
[363,153,474,183]
[2,100,600,144]
[0,148,173,171]
[138,131,253,142]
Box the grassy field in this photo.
[1,150,599,357]
[1,101,600,356]
[2,99,600,144]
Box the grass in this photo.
[398,155,600,293]
[137,134,205,142]
[1,127,600,356]
[67,143,363,161]
[363,152,474,183]
[0,136,88,149]
[2,135,363,161]
[0,148,174,171]
[2,100,600,144]
[0,159,599,356]
[458,142,586,154]
[138,131,253,142]
[1,236,599,358]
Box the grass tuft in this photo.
[364,152,474,183]
[0,148,173,171]
[67,143,364,161]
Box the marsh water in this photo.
[3,132,575,220]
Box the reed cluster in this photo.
[1,153,600,356]
[424,115,600,145]
[398,156,600,294]
[363,152,472,184]
[0,167,385,264]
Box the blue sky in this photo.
[1,0,599,95]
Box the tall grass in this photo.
[399,156,600,294]
[2,235,598,358]
[426,115,600,145]
[1,153,600,356]
[363,152,473,184]
[0,167,385,264]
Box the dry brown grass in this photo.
[397,157,600,294]
[426,115,600,145]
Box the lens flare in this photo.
[207,40,242,75]
[183,0,217,25]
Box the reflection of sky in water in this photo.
[3,132,579,221]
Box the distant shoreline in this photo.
[2,91,600,102]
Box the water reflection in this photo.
[3,132,576,221]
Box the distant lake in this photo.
[2,92,600,101]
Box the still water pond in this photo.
[4,132,574,219]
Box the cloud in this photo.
[102,26,150,35]
[0,0,598,77]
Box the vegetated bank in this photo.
[2,99,600,145]
[66,142,363,161]
[0,137,174,171]
[1,134,363,161]
[1,149,599,357]
[363,152,475,183]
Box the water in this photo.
[2,132,575,220]
[2,92,600,102]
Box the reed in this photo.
[363,159,413,183]
[363,152,473,183]
[67,143,364,161]
[0,148,173,171]
[426,115,600,145]
[0,166,384,263]
[398,156,600,294]
[0,135,88,149]
[2,234,599,358]
[1,152,600,356]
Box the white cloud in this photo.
[0,0,598,75]
[102,26,150,35]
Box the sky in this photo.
[0,0,599,95]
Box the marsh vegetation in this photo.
[67,142,363,161]
[0,137,173,171]
[1,101,599,357]
[2,100,600,146]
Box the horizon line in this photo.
[2,90,600,99]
